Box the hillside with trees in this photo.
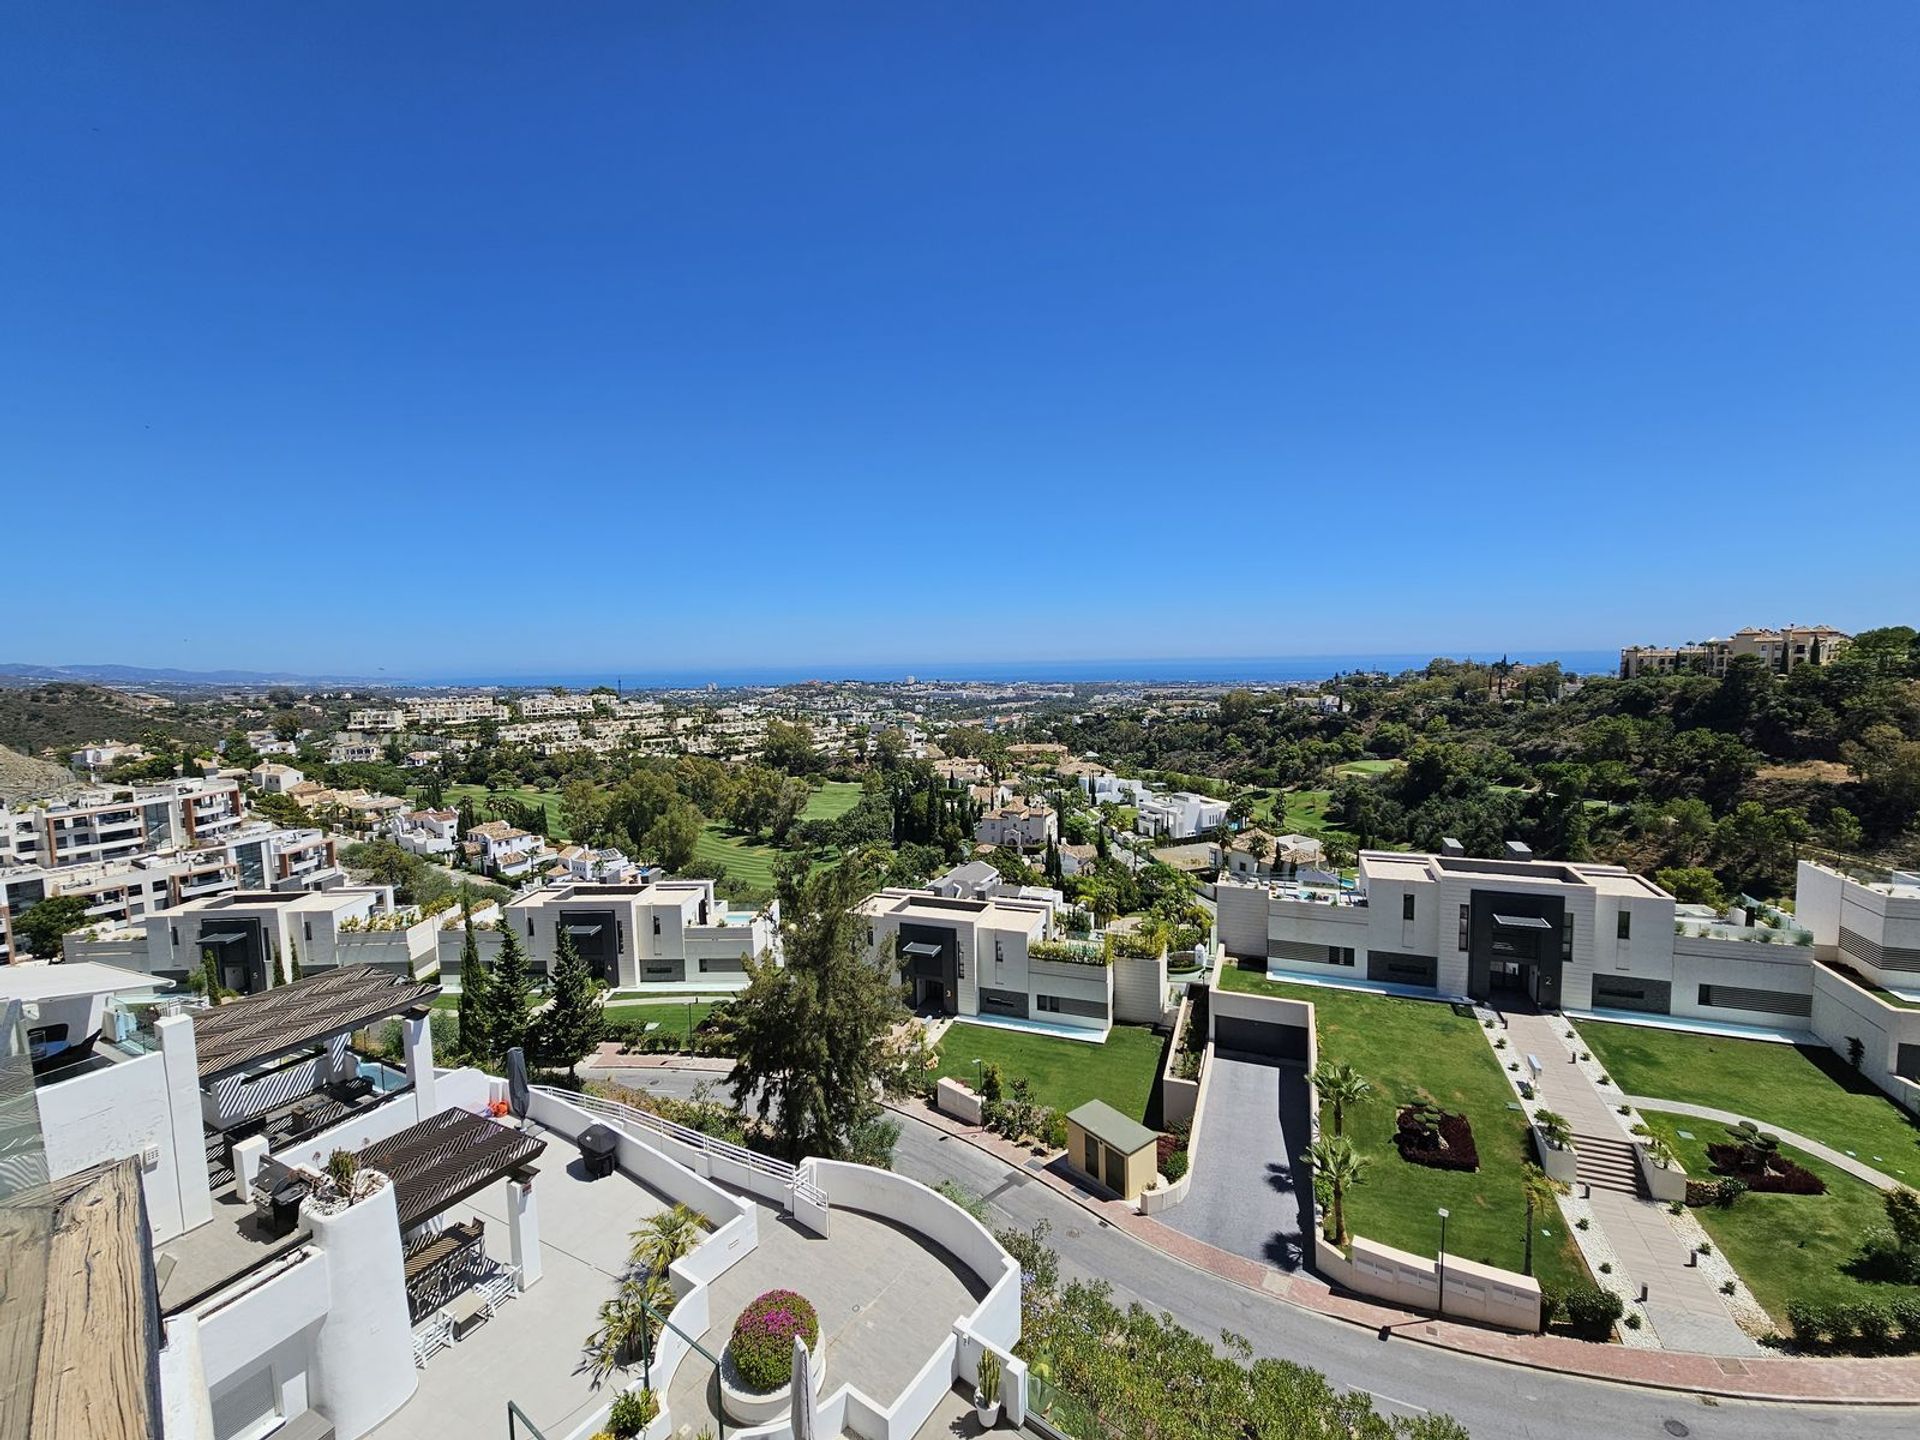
[1038,626,1920,901]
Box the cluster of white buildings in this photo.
[1079,771,1228,839]
[1,778,347,967]
[1218,843,1920,1108]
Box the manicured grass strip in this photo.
[933,1024,1164,1125]
[1639,1112,1920,1327]
[1249,788,1354,844]
[693,823,781,890]
[1577,1022,1920,1187]
[1224,965,1586,1293]
[602,1000,723,1043]
[1335,759,1403,777]
[442,782,568,839]
[801,780,865,822]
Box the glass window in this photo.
[1617,910,1632,941]
[1458,904,1469,950]
[1402,894,1415,922]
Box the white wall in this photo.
[270,1091,420,1173]
[36,1051,191,1239]
[305,1177,419,1439]
[193,1250,328,1426]
[1214,879,1269,959]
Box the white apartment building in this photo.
[498,718,581,745]
[401,697,509,726]
[330,736,384,764]
[222,823,342,891]
[74,740,149,771]
[1620,623,1852,679]
[0,778,247,871]
[1217,846,1920,1110]
[2,851,238,965]
[974,802,1058,852]
[348,706,405,732]
[505,877,777,989]
[512,692,598,717]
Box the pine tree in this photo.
[487,921,534,1061]
[456,900,493,1065]
[273,942,290,989]
[536,927,604,1081]
[289,937,303,981]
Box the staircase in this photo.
[1571,1129,1642,1196]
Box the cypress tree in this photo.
[536,927,604,1082]
[456,899,493,1064]
[487,921,534,1061]
[273,942,290,989]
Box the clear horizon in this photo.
[5,4,1915,674]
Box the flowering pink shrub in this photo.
[728,1289,819,1391]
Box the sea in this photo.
[432,651,1617,691]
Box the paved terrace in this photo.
[371,1123,669,1440]
[666,1196,985,1436]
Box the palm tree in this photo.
[1308,1062,1372,1137]
[1307,1135,1369,1246]
[629,1203,704,1277]
[1520,1162,1569,1277]
[1533,1109,1574,1151]
[582,1272,674,1388]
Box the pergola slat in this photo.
[192,965,440,1082]
[355,1109,545,1232]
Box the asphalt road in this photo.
[600,1067,1915,1440]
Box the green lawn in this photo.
[1223,964,1587,1293]
[1250,788,1353,843]
[1335,759,1403,778]
[1639,1112,1920,1328]
[1577,1022,1920,1187]
[602,999,725,1045]
[443,782,568,840]
[934,1023,1165,1125]
[801,780,865,822]
[693,823,782,891]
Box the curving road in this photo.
[604,1066,1918,1440]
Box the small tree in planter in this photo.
[974,1348,1002,1427]
[1534,1109,1574,1151]
[606,1388,659,1440]
[1307,1135,1368,1245]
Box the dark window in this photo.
[1617,911,1632,941]
[995,939,1004,965]
[1560,915,1573,961]
[1402,894,1416,922]
[652,915,661,936]
[1458,904,1469,950]
[1327,946,1355,967]
[1036,995,1061,1013]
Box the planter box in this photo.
[1530,1124,1579,1185]
[720,1340,824,1427]
[1633,1141,1687,1203]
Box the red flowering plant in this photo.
[728,1289,819,1391]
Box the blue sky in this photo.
[4,3,1916,678]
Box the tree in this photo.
[1886,1186,1920,1255]
[763,718,819,776]
[13,894,90,958]
[1307,1135,1368,1246]
[1520,1162,1569,1277]
[486,922,535,1061]
[728,856,902,1161]
[1307,1062,1371,1137]
[456,900,493,1064]
[1655,866,1726,909]
[629,1204,703,1276]
[560,780,607,845]
[536,926,605,1081]
[643,799,703,871]
[272,942,290,989]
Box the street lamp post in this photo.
[1436,1207,1451,1318]
[972,1058,983,1095]
[687,999,695,1052]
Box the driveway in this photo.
[1157,1052,1313,1271]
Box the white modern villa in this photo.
[1218,846,1920,1109]
[503,877,778,991]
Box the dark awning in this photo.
[356,1108,547,1232]
[900,941,944,957]
[563,923,604,936]
[197,931,247,944]
[1491,913,1553,930]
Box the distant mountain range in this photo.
[0,661,390,687]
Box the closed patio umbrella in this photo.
[506,1046,530,1123]
[789,1333,817,1440]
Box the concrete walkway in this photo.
[1489,1012,1760,1355]
[1623,1097,1903,1191]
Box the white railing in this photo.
[531,1084,824,1207]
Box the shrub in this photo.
[1575,1217,1589,1231]
[1045,1109,1069,1150]
[1624,1312,1642,1330]
[1598,1262,1612,1275]
[607,1389,659,1439]
[1686,1177,1748,1209]
[1719,1280,1736,1296]
[1559,1286,1625,1338]
[1855,1301,1893,1349]
[1703,1143,1827,1195]
[1394,1103,1480,1172]
[1164,1150,1190,1182]
[728,1290,819,1392]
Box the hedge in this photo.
[729,1290,819,1391]
[1786,1296,1920,1353]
